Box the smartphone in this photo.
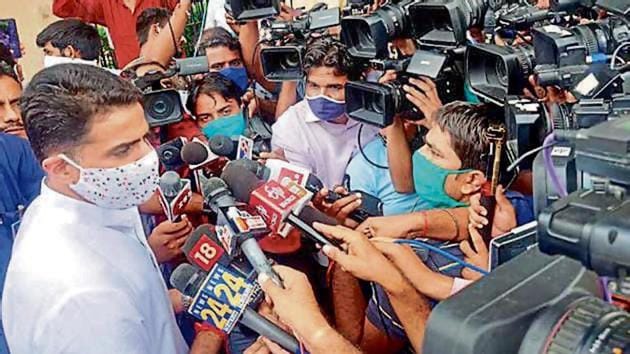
[0,19,21,59]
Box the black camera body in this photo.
[409,0,488,49]
[260,7,341,81]
[224,0,280,21]
[133,56,209,128]
[466,43,536,105]
[340,0,415,59]
[346,49,463,127]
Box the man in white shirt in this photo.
[2,64,188,354]
[270,37,378,188]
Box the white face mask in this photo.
[59,149,160,209]
[43,55,98,68]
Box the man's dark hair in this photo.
[303,36,360,80]
[192,72,242,112]
[36,19,102,60]
[136,7,172,47]
[199,27,241,53]
[21,64,143,161]
[0,43,18,83]
[434,101,492,172]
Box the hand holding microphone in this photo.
[148,216,193,263]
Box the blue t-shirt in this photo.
[345,138,429,216]
[0,133,44,354]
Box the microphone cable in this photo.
[357,124,388,170]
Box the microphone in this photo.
[231,159,383,223]
[221,164,341,247]
[181,139,226,193]
[157,171,192,221]
[208,135,258,161]
[202,176,283,288]
[182,225,230,272]
[170,264,299,352]
[181,140,219,169]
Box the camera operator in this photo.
[267,36,379,188]
[125,1,192,70]
[36,19,102,68]
[52,0,181,68]
[189,72,252,139]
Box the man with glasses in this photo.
[270,37,378,188]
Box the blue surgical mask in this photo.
[412,152,472,209]
[305,94,346,122]
[219,66,249,95]
[201,110,246,139]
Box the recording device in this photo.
[224,0,280,21]
[409,0,494,49]
[156,171,192,221]
[260,7,341,81]
[424,114,630,354]
[532,16,630,70]
[0,19,21,59]
[170,264,299,352]
[340,0,416,59]
[133,56,209,128]
[495,4,554,32]
[346,49,463,127]
[221,163,341,248]
[504,96,550,170]
[488,221,538,271]
[208,133,270,161]
[231,158,384,223]
[180,140,226,193]
[157,137,187,171]
[466,43,535,105]
[183,225,232,273]
[202,176,283,288]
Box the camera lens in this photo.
[521,297,630,354]
[495,60,509,87]
[148,95,175,119]
[280,52,300,70]
[369,98,384,114]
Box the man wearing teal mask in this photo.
[358,101,493,239]
[191,73,247,139]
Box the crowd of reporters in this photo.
[0,0,627,353]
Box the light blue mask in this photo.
[201,110,246,139]
[412,152,472,209]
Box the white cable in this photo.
[610,41,630,70]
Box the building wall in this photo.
[0,1,58,80]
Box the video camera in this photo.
[132,56,209,128]
[346,49,464,127]
[224,0,280,21]
[259,6,341,81]
[424,106,630,354]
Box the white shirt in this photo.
[272,100,379,188]
[2,182,188,354]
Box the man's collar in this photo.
[40,180,139,228]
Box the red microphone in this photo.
[157,171,192,221]
[182,225,229,272]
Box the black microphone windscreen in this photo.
[298,206,338,226]
[181,141,209,165]
[209,135,236,158]
[170,263,207,296]
[231,158,268,180]
[221,163,263,203]
[159,171,182,198]
[202,177,229,198]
